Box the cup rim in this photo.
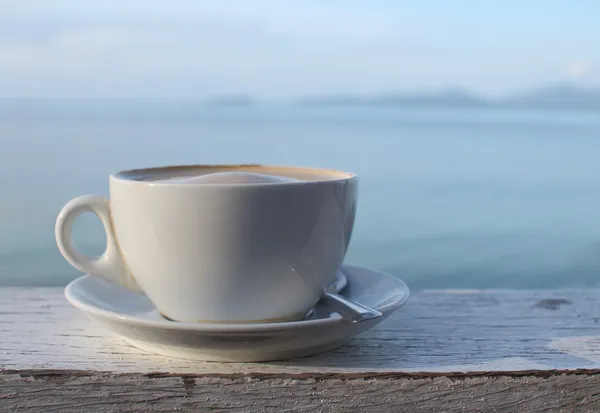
[110,164,357,187]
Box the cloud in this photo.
[0,27,145,70]
[0,15,452,98]
[566,60,594,79]
[0,1,598,98]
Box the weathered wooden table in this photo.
[2,287,600,412]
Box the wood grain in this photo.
[2,287,600,374]
[2,371,600,412]
[3,287,600,411]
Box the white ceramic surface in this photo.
[56,164,357,323]
[64,265,410,362]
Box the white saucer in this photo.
[65,265,410,362]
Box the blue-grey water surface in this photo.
[2,101,600,289]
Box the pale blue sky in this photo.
[0,0,598,99]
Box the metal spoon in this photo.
[318,268,382,323]
[321,291,382,323]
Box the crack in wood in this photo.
[4,368,600,382]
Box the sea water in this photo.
[2,100,600,289]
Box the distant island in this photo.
[296,83,600,110]
[502,84,600,109]
[295,89,485,107]
[206,83,600,110]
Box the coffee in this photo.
[118,164,350,183]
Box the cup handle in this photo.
[55,195,142,292]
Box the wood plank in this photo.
[2,287,600,374]
[1,372,600,412]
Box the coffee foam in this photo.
[155,171,301,185]
[115,165,354,183]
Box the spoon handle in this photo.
[322,292,382,323]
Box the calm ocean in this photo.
[2,101,600,289]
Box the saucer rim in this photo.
[64,264,410,333]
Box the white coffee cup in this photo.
[55,164,358,323]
